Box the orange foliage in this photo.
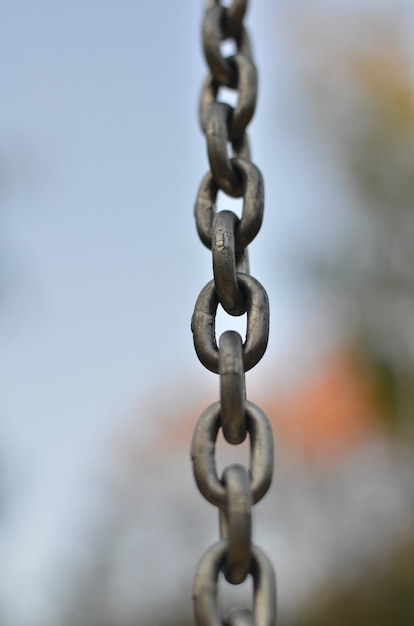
[157,347,378,462]
[262,348,378,459]
[350,39,414,130]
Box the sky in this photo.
[0,1,293,621]
[0,0,406,623]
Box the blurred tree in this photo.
[296,535,414,626]
[287,3,414,437]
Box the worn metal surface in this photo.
[219,331,246,444]
[194,160,264,253]
[193,542,276,626]
[191,401,273,507]
[191,1,276,623]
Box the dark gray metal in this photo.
[206,102,245,197]
[213,211,246,315]
[227,54,257,141]
[191,274,269,373]
[236,246,250,275]
[207,0,248,39]
[199,54,257,142]
[190,401,273,507]
[194,159,264,254]
[220,464,252,584]
[192,1,276,623]
[193,541,277,626]
[202,6,253,88]
[219,331,246,443]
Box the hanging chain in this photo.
[191,1,276,624]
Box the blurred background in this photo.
[1,0,414,624]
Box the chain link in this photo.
[191,2,276,624]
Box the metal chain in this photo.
[191,1,276,624]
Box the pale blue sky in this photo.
[0,2,294,620]
[0,0,296,483]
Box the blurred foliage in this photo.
[289,4,414,438]
[294,534,414,626]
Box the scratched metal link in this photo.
[191,1,276,624]
[194,159,264,254]
[212,211,245,315]
[199,54,257,141]
[206,102,245,197]
[219,331,246,443]
[192,274,269,373]
[193,542,276,626]
[200,54,257,142]
[219,464,251,584]
[191,401,273,507]
[202,6,253,88]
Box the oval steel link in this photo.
[219,330,246,444]
[193,541,277,626]
[191,274,269,373]
[191,401,273,507]
[202,5,253,88]
[220,464,252,584]
[194,159,264,254]
[213,211,246,315]
[206,102,245,197]
[199,54,258,142]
